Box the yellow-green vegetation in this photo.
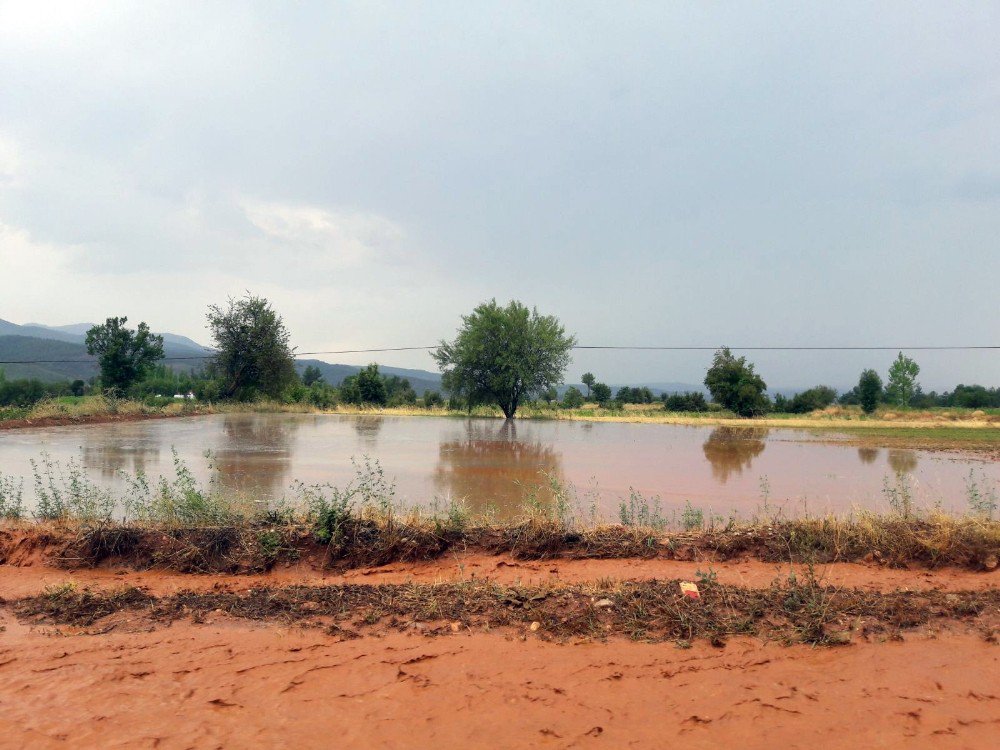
[5,393,997,428]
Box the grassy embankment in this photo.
[3,455,998,648]
[2,453,997,574]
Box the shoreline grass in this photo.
[4,511,998,574]
[5,394,998,431]
[2,452,998,573]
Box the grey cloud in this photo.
[0,2,997,388]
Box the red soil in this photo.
[0,614,997,749]
[2,551,998,748]
[0,551,995,599]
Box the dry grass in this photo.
[16,575,1000,646]
[6,397,995,436]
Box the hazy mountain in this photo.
[0,335,99,381]
[11,320,212,354]
[25,322,94,336]
[0,318,213,382]
[0,319,82,344]
[159,332,212,351]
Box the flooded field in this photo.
[0,413,996,519]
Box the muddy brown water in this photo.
[0,413,996,519]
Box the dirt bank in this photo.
[0,615,996,749]
[0,410,199,431]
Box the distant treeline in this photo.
[3,363,998,415]
[0,363,440,411]
[4,295,997,418]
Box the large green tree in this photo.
[885,352,920,407]
[357,363,389,405]
[561,386,585,408]
[301,365,324,386]
[581,372,595,398]
[591,382,612,405]
[703,347,769,417]
[433,299,576,419]
[857,369,883,414]
[85,317,165,395]
[206,294,297,400]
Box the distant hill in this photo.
[0,317,446,391]
[10,321,212,356]
[0,319,82,344]
[0,318,213,382]
[0,336,99,381]
[24,322,94,336]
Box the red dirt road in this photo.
[2,552,998,748]
[0,613,997,750]
[2,549,997,598]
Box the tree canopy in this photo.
[857,369,883,414]
[301,365,324,386]
[886,352,920,407]
[433,299,576,418]
[703,347,769,417]
[206,294,297,401]
[591,382,612,404]
[85,317,164,394]
[562,386,585,408]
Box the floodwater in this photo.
[0,414,996,519]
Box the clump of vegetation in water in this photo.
[882,471,915,518]
[965,470,998,519]
[0,474,24,519]
[618,489,667,529]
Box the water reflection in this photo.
[701,427,768,483]
[887,449,918,474]
[210,415,298,496]
[80,441,160,479]
[857,447,880,465]
[353,416,384,447]
[433,420,563,517]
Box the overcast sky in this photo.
[1,1,998,390]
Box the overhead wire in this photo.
[1,344,998,365]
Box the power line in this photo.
[572,345,1000,351]
[1,344,998,365]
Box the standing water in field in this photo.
[0,413,996,520]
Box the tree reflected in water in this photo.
[433,420,563,518]
[80,440,160,479]
[353,416,385,448]
[210,415,299,498]
[857,447,880,465]
[887,449,918,474]
[701,427,768,484]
